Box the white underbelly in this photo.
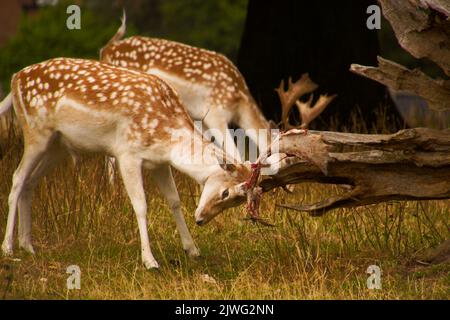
[54,97,118,154]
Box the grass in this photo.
[0,126,449,300]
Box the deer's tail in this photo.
[100,10,127,59]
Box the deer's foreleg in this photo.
[118,155,159,269]
[152,165,200,258]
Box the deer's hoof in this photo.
[19,242,35,255]
[1,243,13,257]
[143,259,160,270]
[185,247,201,258]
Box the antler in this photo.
[275,73,318,129]
[275,73,336,129]
[296,93,337,128]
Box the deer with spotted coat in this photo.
[0,58,250,269]
[100,14,273,164]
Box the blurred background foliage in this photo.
[0,1,121,91]
[0,0,443,91]
[0,0,248,91]
[87,0,248,57]
[159,0,247,57]
[0,0,446,128]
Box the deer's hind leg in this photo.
[18,141,68,254]
[2,133,53,256]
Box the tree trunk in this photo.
[237,0,404,131]
[350,0,450,113]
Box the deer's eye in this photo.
[221,189,230,200]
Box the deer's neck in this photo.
[244,99,270,129]
[237,99,273,147]
[169,130,223,184]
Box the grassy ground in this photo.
[0,131,449,300]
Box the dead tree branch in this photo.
[349,0,450,112]
[257,128,450,216]
[351,57,450,112]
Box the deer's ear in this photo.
[220,163,237,172]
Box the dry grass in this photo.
[0,126,449,300]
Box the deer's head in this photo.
[195,163,250,225]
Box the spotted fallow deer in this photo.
[0,58,250,269]
[100,14,272,162]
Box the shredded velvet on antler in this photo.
[244,163,265,220]
[243,129,309,225]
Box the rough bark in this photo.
[351,57,450,111]
[257,128,450,216]
[379,0,450,76]
[350,0,450,112]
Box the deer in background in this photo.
[100,13,272,163]
[100,14,336,163]
[0,58,250,269]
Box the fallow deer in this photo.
[100,14,272,162]
[0,58,250,269]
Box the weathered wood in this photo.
[350,57,450,112]
[349,0,450,112]
[257,128,450,216]
[379,0,450,75]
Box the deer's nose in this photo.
[196,219,204,226]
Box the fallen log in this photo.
[255,128,450,216]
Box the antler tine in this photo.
[275,79,290,129]
[275,73,318,129]
[296,93,337,128]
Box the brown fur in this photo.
[12,58,196,146]
[101,36,255,109]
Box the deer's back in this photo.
[101,36,251,112]
[12,58,194,150]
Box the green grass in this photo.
[0,130,449,300]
